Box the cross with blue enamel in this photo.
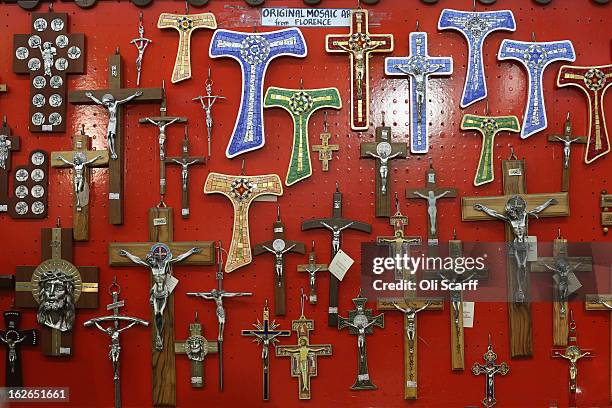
[498,39,575,138]
[385,32,452,154]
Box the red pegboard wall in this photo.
[1,0,612,407]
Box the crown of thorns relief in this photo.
[31,259,83,304]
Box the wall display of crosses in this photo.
[204,171,283,272]
[532,230,592,346]
[461,114,521,186]
[297,242,328,305]
[601,191,612,233]
[498,38,575,138]
[557,63,612,163]
[462,156,569,357]
[241,300,291,401]
[0,311,38,387]
[264,85,341,186]
[360,120,407,217]
[547,114,587,192]
[472,335,510,408]
[253,207,305,315]
[209,28,307,158]
[69,51,163,225]
[13,11,84,132]
[438,9,516,108]
[385,31,452,153]
[51,127,109,241]
[15,223,99,357]
[311,113,339,172]
[174,312,218,389]
[326,9,393,131]
[158,11,217,84]
[108,207,214,407]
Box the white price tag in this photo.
[310,295,317,303]
[153,217,167,226]
[508,168,522,176]
[109,192,120,200]
[0,205,7,212]
[181,208,190,216]
[462,302,475,328]
[42,125,53,132]
[273,227,283,233]
[166,275,179,294]
[191,376,202,385]
[328,249,354,281]
[427,173,435,184]
[527,236,538,261]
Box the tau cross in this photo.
[557,63,612,163]
[0,311,38,387]
[385,31,452,153]
[253,206,305,315]
[360,117,407,217]
[471,334,510,408]
[83,278,148,408]
[241,300,291,400]
[174,311,218,389]
[51,127,109,241]
[547,113,587,192]
[275,291,332,400]
[498,37,576,138]
[297,241,328,305]
[157,9,217,83]
[193,68,225,157]
[326,9,393,131]
[130,12,152,86]
[462,153,569,357]
[13,11,85,132]
[338,291,384,390]
[311,112,339,172]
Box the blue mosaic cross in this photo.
[438,9,516,108]
[209,28,307,158]
[385,32,452,154]
[498,39,575,138]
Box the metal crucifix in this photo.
[130,11,152,86]
[472,334,510,408]
[193,68,225,158]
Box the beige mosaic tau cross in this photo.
[204,171,283,272]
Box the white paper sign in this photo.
[166,275,179,294]
[328,249,354,281]
[462,302,475,328]
[261,8,352,27]
[527,236,538,261]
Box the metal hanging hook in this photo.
[264,298,269,309]
[300,77,304,89]
[81,124,85,135]
[157,195,167,208]
[395,192,400,213]
[485,100,490,116]
[488,333,492,348]
[453,227,457,240]
[115,46,120,55]
[185,0,189,15]
[567,111,571,121]
[381,111,386,127]
[531,32,536,42]
[108,276,121,296]
[558,227,562,239]
[139,11,143,24]
[195,309,199,321]
[428,157,433,169]
[277,205,281,221]
[2,115,6,126]
[49,2,53,12]
[416,20,420,32]
[56,217,61,228]
[253,22,257,33]
[509,146,518,160]
[207,66,212,85]
[311,240,315,252]
[357,0,361,9]
[323,111,328,133]
[241,159,245,175]
[473,0,477,12]
[336,181,340,192]
[569,309,577,331]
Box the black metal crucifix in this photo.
[0,311,39,387]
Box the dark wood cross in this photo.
[0,117,21,212]
[139,84,187,196]
[462,155,569,357]
[301,183,371,327]
[360,120,407,217]
[108,206,214,406]
[253,206,305,316]
[406,159,457,249]
[15,223,99,357]
[326,8,393,131]
[601,191,612,234]
[297,242,328,305]
[174,312,218,389]
[69,51,163,225]
[532,230,592,346]
[547,113,587,192]
[311,113,339,172]
[164,127,204,219]
[0,311,38,387]
[241,300,291,401]
[51,127,109,241]
[13,11,85,132]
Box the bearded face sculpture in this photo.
[36,270,76,332]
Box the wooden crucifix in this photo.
[602,191,612,234]
[297,242,328,305]
[531,230,592,346]
[253,206,305,316]
[406,159,457,249]
[69,51,163,225]
[326,8,393,131]
[361,118,407,217]
[108,207,215,406]
[51,127,109,241]
[0,117,21,211]
[301,183,372,327]
[157,11,217,83]
[0,311,39,387]
[462,154,569,357]
[139,84,187,196]
[311,112,339,172]
[164,127,204,219]
[13,11,84,132]
[15,222,99,357]
[174,312,218,389]
[547,113,587,192]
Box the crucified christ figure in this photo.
[414,190,451,236]
[55,152,102,210]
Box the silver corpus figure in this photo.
[187,242,252,391]
[170,149,200,192]
[553,135,582,169]
[142,116,180,161]
[0,117,13,170]
[262,208,296,287]
[119,244,201,350]
[392,302,431,355]
[85,91,142,160]
[130,12,152,86]
[472,334,510,408]
[0,331,26,374]
[84,279,148,408]
[193,68,225,158]
[413,190,451,236]
[55,152,102,211]
[367,142,401,194]
[320,220,354,254]
[544,258,581,318]
[39,41,57,77]
[474,195,558,303]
